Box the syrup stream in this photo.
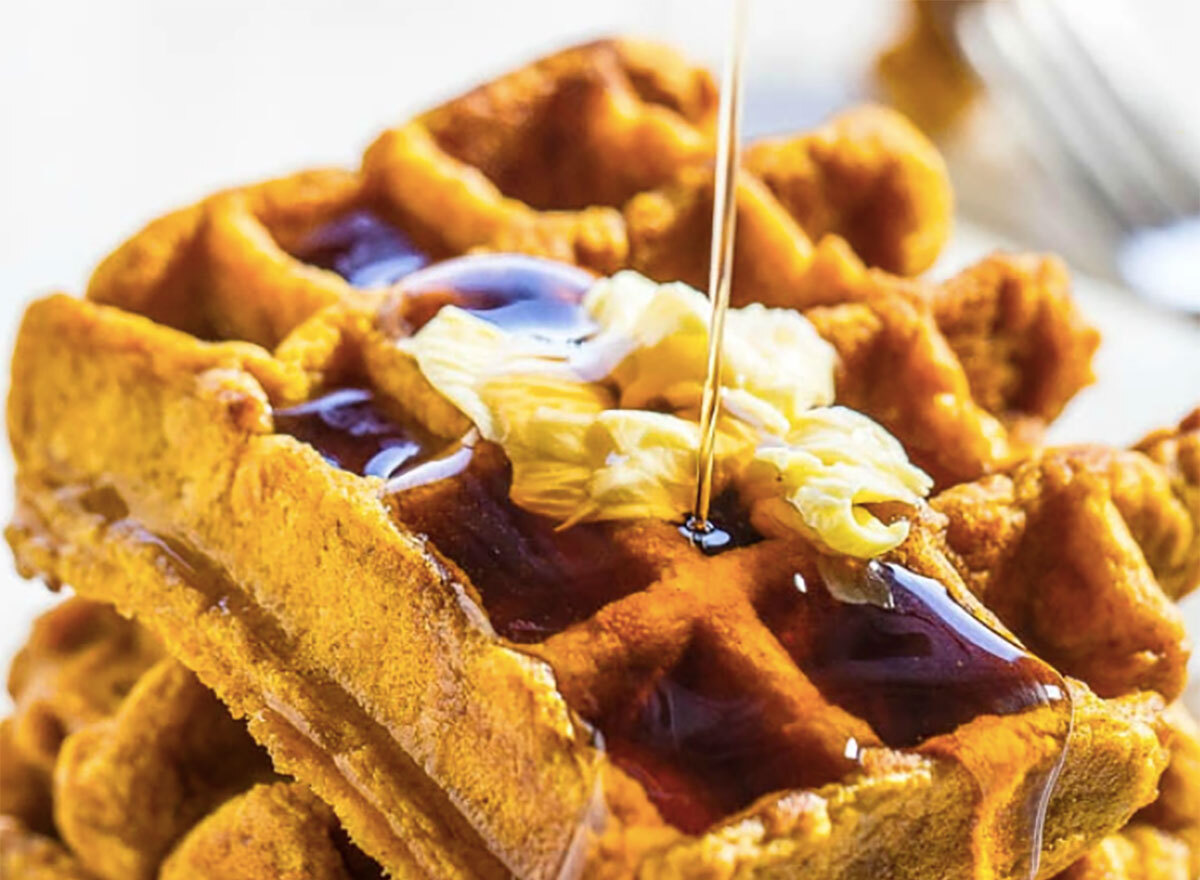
[689,0,749,535]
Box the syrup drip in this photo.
[389,254,596,342]
[274,388,442,480]
[676,491,761,556]
[594,558,1072,853]
[688,0,748,543]
[290,209,429,287]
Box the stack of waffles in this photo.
[2,40,1198,880]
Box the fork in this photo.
[943,0,1200,311]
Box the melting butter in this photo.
[397,271,931,557]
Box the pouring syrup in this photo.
[682,0,749,553]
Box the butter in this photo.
[397,271,930,557]
[580,273,836,433]
[742,408,933,556]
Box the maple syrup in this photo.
[762,558,1073,878]
[289,209,429,287]
[270,254,640,640]
[596,559,1074,849]
[389,444,656,643]
[687,0,748,545]
[677,491,760,555]
[274,387,443,480]
[276,390,652,642]
[601,644,803,835]
[390,254,596,342]
[763,559,1070,747]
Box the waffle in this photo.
[1,602,1194,880]
[4,37,1193,880]
[84,39,1096,487]
[0,598,387,880]
[1056,704,1200,880]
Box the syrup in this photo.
[389,444,656,643]
[595,559,1073,846]
[289,209,429,287]
[601,646,800,835]
[271,254,641,641]
[274,388,442,480]
[688,0,748,540]
[677,491,761,556]
[390,254,596,342]
[764,560,1070,747]
[762,558,1073,878]
[277,391,652,641]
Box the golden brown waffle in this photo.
[4,38,1193,880]
[53,657,274,879]
[1,600,387,880]
[159,781,386,880]
[84,39,1096,487]
[932,414,1200,700]
[6,252,1192,877]
[3,603,1192,880]
[6,595,163,778]
[1,817,93,880]
[1055,704,1200,879]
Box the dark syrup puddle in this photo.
[289,209,429,287]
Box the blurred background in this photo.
[2,0,1198,711]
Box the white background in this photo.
[1,1,1198,713]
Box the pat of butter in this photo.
[397,271,931,557]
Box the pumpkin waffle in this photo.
[85,38,1097,487]
[0,598,387,880]
[3,37,1190,880]
[2,603,1193,880]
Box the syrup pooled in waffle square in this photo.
[4,38,1197,880]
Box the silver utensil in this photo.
[946,0,1200,311]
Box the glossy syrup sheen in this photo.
[289,209,429,287]
[275,385,653,641]
[391,253,597,342]
[601,558,1072,848]
[763,558,1072,878]
[274,388,443,481]
[389,444,657,643]
[601,648,796,835]
[678,492,761,556]
[273,256,642,641]
[767,559,1069,747]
